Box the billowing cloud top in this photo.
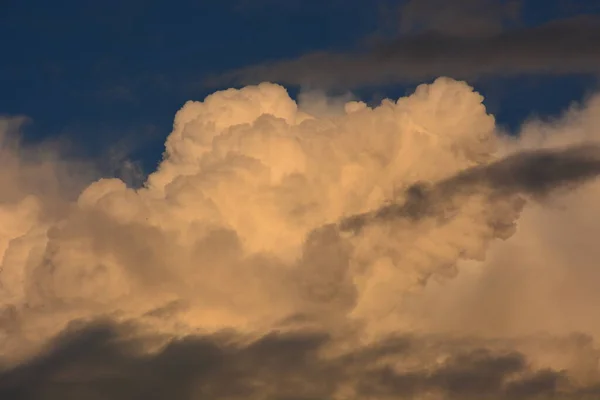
[2,77,600,399]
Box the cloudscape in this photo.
[2,77,600,399]
[1,1,600,399]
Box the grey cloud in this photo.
[340,144,600,232]
[0,322,333,400]
[397,0,522,37]
[356,350,558,399]
[442,144,600,195]
[210,15,600,89]
[1,321,597,400]
[301,144,600,313]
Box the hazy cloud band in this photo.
[211,15,600,88]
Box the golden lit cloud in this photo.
[2,77,600,399]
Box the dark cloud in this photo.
[443,143,600,195]
[210,15,600,89]
[0,322,333,400]
[340,144,600,232]
[397,0,522,37]
[1,320,598,400]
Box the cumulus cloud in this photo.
[210,14,600,89]
[2,77,600,399]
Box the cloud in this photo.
[397,0,522,37]
[340,143,600,232]
[1,320,598,400]
[210,14,600,89]
[2,77,600,398]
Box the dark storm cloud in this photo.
[1,320,597,400]
[0,322,334,400]
[340,144,600,232]
[210,15,600,89]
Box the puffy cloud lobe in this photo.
[2,77,600,399]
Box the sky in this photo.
[2,0,599,172]
[2,1,600,399]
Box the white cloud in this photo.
[2,77,600,398]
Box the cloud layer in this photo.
[2,77,600,399]
[4,321,600,400]
[211,14,600,88]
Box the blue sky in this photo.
[1,0,599,173]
